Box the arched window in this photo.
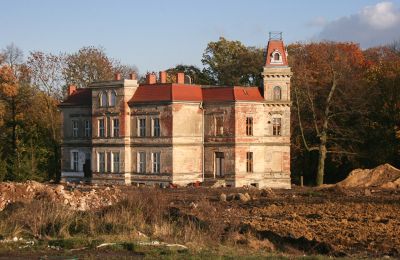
[273,86,282,100]
[99,91,108,107]
[274,52,280,61]
[109,90,117,107]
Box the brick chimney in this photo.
[129,73,136,80]
[176,72,184,84]
[115,73,121,80]
[67,85,77,96]
[159,71,167,83]
[146,73,157,84]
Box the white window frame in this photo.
[71,150,79,171]
[113,118,120,137]
[84,120,91,137]
[98,118,105,137]
[111,151,120,173]
[272,118,282,136]
[98,152,105,173]
[137,151,146,174]
[270,50,283,64]
[152,152,161,173]
[138,118,146,137]
[72,120,79,137]
[152,117,160,137]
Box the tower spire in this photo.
[265,32,288,67]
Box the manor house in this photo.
[59,35,292,188]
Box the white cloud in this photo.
[316,1,400,48]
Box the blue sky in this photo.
[1,0,400,73]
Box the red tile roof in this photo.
[59,88,92,106]
[129,84,263,104]
[265,40,288,66]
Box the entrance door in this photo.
[215,152,224,178]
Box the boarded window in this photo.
[98,119,105,137]
[272,118,282,136]
[273,86,282,100]
[113,118,119,137]
[152,152,160,173]
[246,152,253,173]
[138,152,146,173]
[215,116,223,136]
[246,117,253,136]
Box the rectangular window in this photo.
[72,151,79,171]
[98,119,105,137]
[215,116,223,136]
[113,118,120,137]
[72,120,78,137]
[272,118,282,136]
[84,120,91,137]
[152,118,160,137]
[152,152,160,173]
[138,118,146,137]
[246,152,253,173]
[98,152,105,173]
[138,152,146,173]
[246,117,253,136]
[112,152,120,173]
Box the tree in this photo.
[166,64,211,84]
[63,46,114,88]
[202,37,264,86]
[290,42,367,186]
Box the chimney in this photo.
[159,71,167,83]
[129,73,136,80]
[176,72,184,84]
[67,85,77,96]
[146,73,157,84]
[115,73,121,80]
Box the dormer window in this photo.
[270,50,283,64]
[99,91,108,107]
[109,90,117,107]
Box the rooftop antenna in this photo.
[269,31,282,40]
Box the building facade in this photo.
[59,36,292,188]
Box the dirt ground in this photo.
[1,181,399,258]
[131,185,400,258]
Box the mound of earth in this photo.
[337,163,400,189]
[0,181,122,212]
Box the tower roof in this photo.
[265,32,288,67]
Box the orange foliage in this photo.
[0,65,18,97]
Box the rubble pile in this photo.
[337,163,400,189]
[0,181,122,212]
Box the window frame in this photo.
[84,120,91,137]
[98,152,105,173]
[152,152,161,173]
[138,118,146,137]
[246,152,253,173]
[272,118,282,136]
[152,117,160,137]
[246,117,253,136]
[137,151,146,174]
[72,120,79,137]
[99,91,108,107]
[98,118,105,137]
[109,90,117,107]
[71,151,79,171]
[113,118,120,137]
[111,151,120,173]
